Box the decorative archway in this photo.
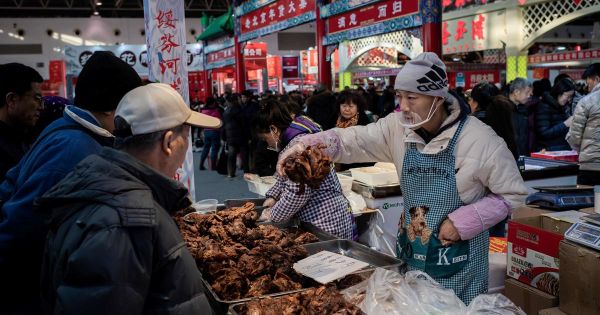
[521,0,600,50]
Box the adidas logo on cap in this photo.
[416,64,448,92]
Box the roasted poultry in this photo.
[283,145,332,194]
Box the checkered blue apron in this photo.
[396,118,489,305]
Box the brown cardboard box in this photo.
[539,307,568,315]
[505,278,558,315]
[540,211,587,235]
[512,205,552,219]
[559,240,600,315]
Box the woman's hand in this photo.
[243,173,258,181]
[263,198,276,208]
[276,142,306,176]
[438,219,461,247]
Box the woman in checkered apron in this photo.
[253,98,355,240]
[276,53,528,304]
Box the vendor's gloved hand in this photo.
[276,142,306,176]
[438,219,461,247]
[263,197,276,208]
[258,208,272,222]
[244,173,258,181]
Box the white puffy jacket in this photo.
[331,96,528,210]
[566,84,600,171]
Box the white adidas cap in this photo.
[115,83,221,135]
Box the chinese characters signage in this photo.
[442,12,506,55]
[320,0,382,18]
[327,0,418,34]
[143,0,196,199]
[206,46,236,69]
[442,0,503,13]
[447,70,499,89]
[528,48,600,64]
[64,44,203,76]
[239,0,316,42]
[282,56,299,78]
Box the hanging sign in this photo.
[528,48,600,65]
[282,56,299,78]
[206,46,236,70]
[320,0,382,18]
[238,0,316,42]
[323,0,421,45]
[442,12,507,54]
[143,0,196,200]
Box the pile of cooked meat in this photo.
[283,145,332,194]
[174,202,320,300]
[236,285,361,315]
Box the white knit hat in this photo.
[394,52,449,99]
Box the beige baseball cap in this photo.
[115,83,221,135]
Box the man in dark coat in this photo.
[305,84,336,130]
[39,83,221,314]
[0,52,142,314]
[0,63,44,181]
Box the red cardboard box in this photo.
[507,216,564,296]
[530,150,578,162]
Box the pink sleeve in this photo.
[447,194,511,241]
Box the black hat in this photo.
[74,51,142,112]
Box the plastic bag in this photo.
[345,191,367,213]
[357,210,397,256]
[466,294,525,315]
[356,268,466,315]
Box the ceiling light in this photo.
[93,11,99,15]
[452,57,461,62]
[556,46,566,51]
[95,1,102,5]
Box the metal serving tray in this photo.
[201,240,404,314]
[303,239,406,274]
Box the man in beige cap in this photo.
[38,83,220,314]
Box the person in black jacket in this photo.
[222,93,249,177]
[535,78,576,151]
[0,63,44,181]
[508,78,534,156]
[39,83,221,314]
[469,82,499,123]
[305,85,337,130]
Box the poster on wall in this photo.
[143,0,196,200]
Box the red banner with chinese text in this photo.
[327,0,418,34]
[528,48,600,64]
[240,0,315,35]
[206,46,235,65]
[267,56,282,78]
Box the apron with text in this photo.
[396,118,489,304]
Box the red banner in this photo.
[240,0,316,35]
[206,46,235,64]
[267,56,282,78]
[282,56,299,78]
[244,42,268,59]
[448,70,499,89]
[528,48,600,64]
[327,0,419,34]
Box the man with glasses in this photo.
[0,63,44,181]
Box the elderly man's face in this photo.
[164,125,191,178]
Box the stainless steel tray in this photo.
[303,239,406,274]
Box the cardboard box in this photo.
[512,205,553,220]
[540,211,587,235]
[507,216,564,296]
[539,307,568,315]
[559,240,600,315]
[505,278,558,315]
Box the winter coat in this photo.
[39,148,205,314]
[331,95,528,210]
[222,103,247,146]
[0,106,113,313]
[200,106,222,132]
[535,92,571,151]
[306,91,338,130]
[512,101,534,157]
[567,84,600,171]
[0,121,32,182]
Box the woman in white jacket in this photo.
[277,53,528,304]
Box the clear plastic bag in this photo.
[357,210,397,256]
[466,294,526,315]
[342,268,524,315]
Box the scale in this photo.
[565,214,600,251]
[525,185,594,210]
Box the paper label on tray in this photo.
[293,250,369,284]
